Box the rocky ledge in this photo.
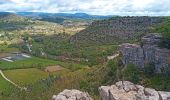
[52,89,93,100]
[99,81,170,100]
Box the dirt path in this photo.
[0,70,27,90]
[107,53,119,60]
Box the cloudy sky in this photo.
[0,0,170,16]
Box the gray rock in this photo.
[158,91,170,100]
[99,81,170,100]
[144,88,159,100]
[115,81,137,92]
[119,33,170,74]
[142,33,162,45]
[52,89,93,100]
[120,43,145,68]
[99,86,110,100]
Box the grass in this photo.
[4,68,49,86]
[3,68,71,86]
[143,74,170,91]
[0,57,58,70]
[0,57,86,71]
[9,66,109,100]
[0,75,17,97]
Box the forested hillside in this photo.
[70,17,164,45]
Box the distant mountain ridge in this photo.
[16,12,112,20]
[0,12,112,24]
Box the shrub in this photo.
[107,59,118,77]
[144,63,155,76]
[79,81,89,91]
[122,63,140,84]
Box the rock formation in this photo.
[99,81,170,100]
[52,89,93,100]
[120,33,170,73]
[52,81,170,100]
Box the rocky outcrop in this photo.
[99,81,170,100]
[120,43,145,68]
[52,89,93,100]
[52,81,170,100]
[120,33,170,73]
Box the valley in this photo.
[0,12,170,100]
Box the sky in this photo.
[0,0,170,16]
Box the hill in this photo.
[70,17,164,46]
[16,12,112,25]
[17,12,112,20]
[0,13,86,46]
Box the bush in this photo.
[144,63,155,76]
[79,81,89,91]
[122,63,140,84]
[107,59,118,77]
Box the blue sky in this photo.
[0,0,170,16]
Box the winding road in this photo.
[0,70,27,90]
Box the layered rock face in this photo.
[120,33,170,73]
[52,89,93,100]
[99,81,170,100]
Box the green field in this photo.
[4,68,49,86]
[3,68,72,86]
[0,75,17,97]
[0,57,86,70]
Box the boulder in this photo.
[144,88,159,100]
[52,89,93,100]
[158,91,170,100]
[98,86,110,100]
[53,81,170,100]
[99,81,170,100]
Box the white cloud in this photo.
[0,0,170,16]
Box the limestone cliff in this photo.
[120,33,170,73]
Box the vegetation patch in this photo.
[154,17,170,49]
